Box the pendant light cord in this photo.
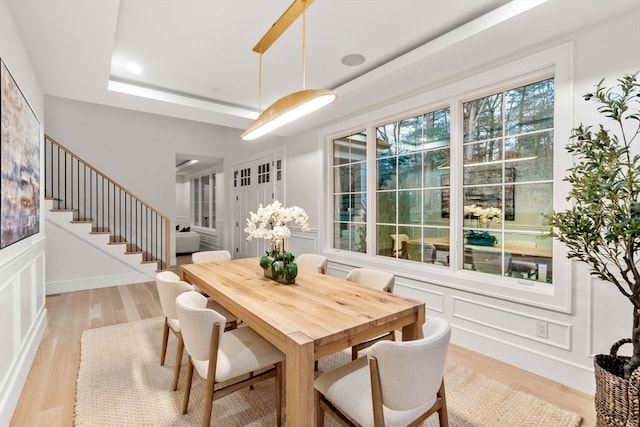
[258,52,263,111]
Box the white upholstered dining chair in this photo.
[155,271,196,391]
[189,250,238,329]
[295,253,328,274]
[156,271,237,391]
[191,250,231,264]
[176,291,285,427]
[346,267,396,360]
[315,317,451,427]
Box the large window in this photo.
[332,131,367,253]
[332,76,554,285]
[192,173,216,229]
[462,78,554,282]
[375,108,451,263]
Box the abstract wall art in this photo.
[1,58,41,249]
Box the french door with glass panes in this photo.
[232,153,283,259]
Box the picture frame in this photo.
[1,58,41,249]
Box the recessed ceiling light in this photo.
[341,54,365,67]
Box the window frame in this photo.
[324,43,573,313]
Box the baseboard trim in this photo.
[46,272,151,294]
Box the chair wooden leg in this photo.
[160,317,169,366]
[315,390,325,427]
[437,380,449,427]
[182,357,194,415]
[275,362,283,426]
[202,371,216,427]
[172,333,184,391]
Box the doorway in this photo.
[232,153,284,259]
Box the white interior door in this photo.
[232,154,283,259]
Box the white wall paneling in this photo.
[195,227,224,252]
[394,279,446,315]
[286,230,319,258]
[0,239,47,427]
[451,297,572,350]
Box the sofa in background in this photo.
[175,222,200,254]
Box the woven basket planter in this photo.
[594,339,640,427]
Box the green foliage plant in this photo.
[548,72,640,379]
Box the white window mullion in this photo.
[449,99,464,271]
[366,123,377,256]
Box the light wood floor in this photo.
[10,271,596,426]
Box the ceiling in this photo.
[6,0,639,148]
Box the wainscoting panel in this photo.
[0,237,47,426]
[394,280,445,315]
[19,265,35,342]
[286,230,319,257]
[197,232,222,251]
[0,277,16,394]
[590,271,631,357]
[452,296,571,350]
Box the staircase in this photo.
[44,135,171,278]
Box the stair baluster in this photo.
[44,135,171,271]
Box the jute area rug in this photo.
[75,317,582,427]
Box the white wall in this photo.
[175,175,190,222]
[0,0,47,425]
[45,220,150,293]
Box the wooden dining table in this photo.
[180,257,426,426]
[408,237,552,258]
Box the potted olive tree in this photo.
[548,72,639,426]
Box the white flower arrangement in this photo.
[463,204,502,224]
[244,200,310,242]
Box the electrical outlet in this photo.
[535,320,548,338]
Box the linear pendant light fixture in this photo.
[241,0,337,141]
